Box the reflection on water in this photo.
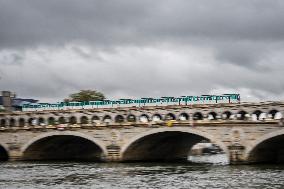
[0,157,284,189]
[188,154,229,165]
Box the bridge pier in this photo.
[8,151,22,161]
[228,143,246,164]
[106,144,121,162]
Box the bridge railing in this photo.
[21,94,241,112]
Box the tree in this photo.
[64,90,105,102]
[0,105,5,112]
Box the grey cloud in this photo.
[1,45,284,102]
[0,51,24,65]
[1,0,283,70]
[214,41,269,68]
[0,0,284,102]
[1,0,284,48]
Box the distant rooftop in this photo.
[0,91,38,111]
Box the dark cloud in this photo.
[1,0,284,47]
[0,0,284,102]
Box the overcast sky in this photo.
[0,0,284,102]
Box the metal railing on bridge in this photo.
[22,94,240,111]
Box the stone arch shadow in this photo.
[120,127,229,162]
[21,131,108,161]
[0,142,10,161]
[244,129,284,163]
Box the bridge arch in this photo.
[193,112,203,120]
[115,115,125,123]
[47,117,56,125]
[208,112,217,120]
[38,117,45,125]
[0,142,9,161]
[139,114,150,123]
[69,116,77,124]
[19,118,26,127]
[80,116,89,124]
[179,113,189,121]
[57,117,65,124]
[91,115,100,124]
[0,119,6,127]
[252,110,262,121]
[237,110,249,120]
[222,111,232,120]
[165,113,176,120]
[268,109,282,119]
[103,115,112,123]
[9,118,16,127]
[245,129,284,163]
[28,117,34,126]
[152,114,163,122]
[21,131,107,161]
[121,127,229,162]
[127,114,136,122]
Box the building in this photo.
[0,91,38,111]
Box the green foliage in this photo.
[0,106,5,112]
[64,90,105,102]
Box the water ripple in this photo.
[0,161,284,189]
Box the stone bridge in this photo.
[0,101,284,164]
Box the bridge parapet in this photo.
[0,119,282,134]
[0,101,283,128]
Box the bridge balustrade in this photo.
[0,104,284,130]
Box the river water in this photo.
[0,155,284,189]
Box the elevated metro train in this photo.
[22,94,240,112]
